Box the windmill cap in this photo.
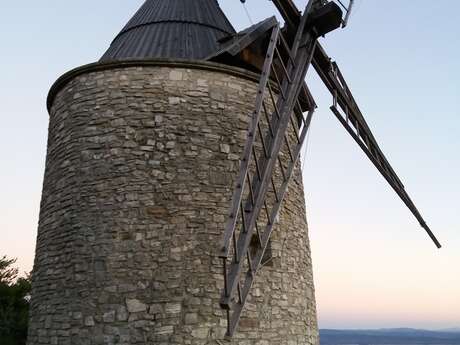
[100,0,236,62]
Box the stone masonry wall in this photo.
[28,63,318,345]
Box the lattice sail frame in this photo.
[270,0,441,249]
[218,6,318,337]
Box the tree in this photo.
[0,256,19,285]
[0,256,31,345]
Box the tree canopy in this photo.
[0,256,31,345]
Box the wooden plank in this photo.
[207,17,279,60]
[271,0,301,29]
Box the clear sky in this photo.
[0,0,458,330]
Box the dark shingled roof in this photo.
[100,0,236,62]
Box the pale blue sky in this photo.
[0,1,458,330]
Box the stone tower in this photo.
[28,1,319,344]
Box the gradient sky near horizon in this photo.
[0,0,459,330]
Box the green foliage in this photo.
[0,256,31,345]
[0,256,19,285]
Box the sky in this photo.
[0,0,459,330]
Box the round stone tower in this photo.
[28,1,319,344]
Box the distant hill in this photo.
[319,328,460,345]
[440,328,460,333]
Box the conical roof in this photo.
[100,0,236,62]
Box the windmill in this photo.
[28,0,442,343]
[214,0,442,337]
